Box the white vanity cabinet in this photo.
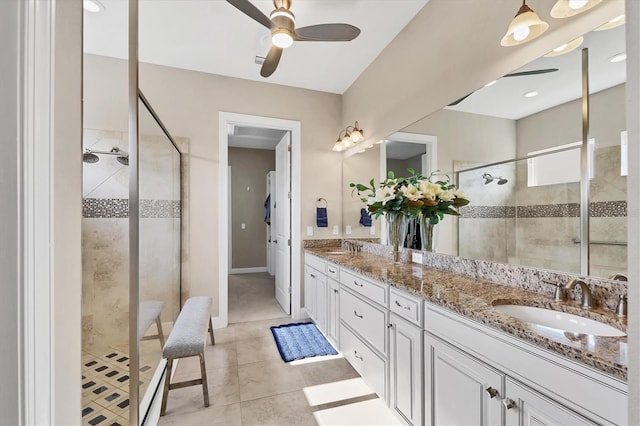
[389,314,423,426]
[327,277,340,346]
[503,378,596,426]
[424,302,628,426]
[425,333,504,426]
[304,253,327,328]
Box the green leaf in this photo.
[388,170,395,179]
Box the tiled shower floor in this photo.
[82,347,159,426]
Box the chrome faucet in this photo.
[609,273,628,282]
[564,279,593,309]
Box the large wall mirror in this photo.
[342,7,627,282]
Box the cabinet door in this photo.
[504,378,597,426]
[389,314,422,426]
[328,278,340,346]
[304,266,317,320]
[315,275,328,334]
[425,333,503,426]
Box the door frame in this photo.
[217,112,302,328]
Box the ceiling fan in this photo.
[448,68,559,106]
[227,0,361,77]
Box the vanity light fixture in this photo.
[523,90,539,98]
[544,36,584,57]
[83,0,105,12]
[594,14,625,31]
[500,0,549,47]
[332,121,365,152]
[609,53,627,63]
[550,0,602,19]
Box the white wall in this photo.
[84,54,343,316]
[0,0,23,423]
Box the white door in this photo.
[275,133,291,314]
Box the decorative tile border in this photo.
[460,201,626,219]
[83,198,181,219]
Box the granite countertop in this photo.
[305,247,628,381]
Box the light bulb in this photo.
[569,0,588,10]
[350,130,364,143]
[272,32,294,48]
[342,135,353,148]
[512,25,530,42]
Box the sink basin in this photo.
[494,304,626,337]
[325,250,348,255]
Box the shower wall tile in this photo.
[83,198,181,218]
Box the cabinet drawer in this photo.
[340,289,387,355]
[305,253,327,273]
[390,288,422,326]
[326,263,339,279]
[340,323,387,401]
[340,269,388,307]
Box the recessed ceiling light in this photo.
[544,36,584,57]
[609,53,627,63]
[523,91,539,98]
[484,80,497,88]
[594,14,625,31]
[83,0,104,13]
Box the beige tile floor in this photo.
[159,274,400,425]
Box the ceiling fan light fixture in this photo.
[550,0,602,18]
[272,29,294,48]
[500,2,549,47]
[594,14,625,31]
[544,36,584,57]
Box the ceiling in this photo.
[83,0,428,94]
[228,125,286,150]
[447,23,626,120]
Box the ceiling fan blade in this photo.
[226,0,272,29]
[295,24,361,41]
[504,68,559,77]
[261,46,283,77]
[448,93,474,106]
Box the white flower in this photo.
[418,180,442,200]
[374,187,395,204]
[453,188,465,198]
[439,190,455,202]
[401,184,422,201]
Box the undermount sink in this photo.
[325,250,348,255]
[494,304,626,337]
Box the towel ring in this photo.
[316,198,328,208]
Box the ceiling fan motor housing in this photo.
[270,7,295,37]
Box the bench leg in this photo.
[160,358,174,416]
[208,317,215,345]
[199,353,210,407]
[156,316,165,349]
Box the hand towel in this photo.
[359,208,372,227]
[316,207,328,227]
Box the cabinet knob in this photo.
[485,387,499,399]
[502,398,517,410]
[354,310,363,319]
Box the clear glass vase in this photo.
[387,212,409,262]
[419,215,436,252]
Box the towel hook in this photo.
[316,198,328,208]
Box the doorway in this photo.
[227,127,290,323]
[218,112,302,329]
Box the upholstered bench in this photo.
[139,300,165,349]
[160,296,215,416]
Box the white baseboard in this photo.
[229,267,268,274]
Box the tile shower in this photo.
[81,124,183,424]
[457,144,627,279]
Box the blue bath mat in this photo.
[270,322,337,362]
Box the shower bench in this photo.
[160,296,215,416]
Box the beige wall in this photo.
[84,54,342,316]
[342,0,625,151]
[229,147,275,269]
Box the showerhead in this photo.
[497,178,508,185]
[83,151,99,163]
[82,146,130,166]
[482,173,494,185]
